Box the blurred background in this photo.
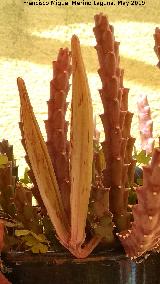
[0,0,160,176]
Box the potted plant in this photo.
[0,13,160,284]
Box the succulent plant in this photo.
[0,13,158,261]
[0,147,17,219]
[14,183,43,234]
[0,140,18,183]
[0,140,44,250]
[93,13,136,232]
[117,26,160,259]
[119,148,160,259]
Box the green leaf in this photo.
[30,232,49,243]
[20,168,31,185]
[16,230,49,253]
[128,186,137,205]
[0,154,8,166]
[31,243,48,254]
[4,221,23,228]
[137,178,143,186]
[133,145,138,156]
[135,150,151,165]
[93,140,100,152]
[35,234,48,243]
[98,149,106,172]
[21,235,39,247]
[15,229,30,236]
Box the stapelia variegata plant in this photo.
[118,26,160,259]
[14,14,160,260]
[119,148,160,259]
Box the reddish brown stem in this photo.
[119,148,160,259]
[94,13,135,230]
[45,48,71,216]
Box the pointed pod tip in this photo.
[71,34,79,42]
[17,78,28,103]
[17,77,23,85]
[71,34,83,73]
[17,78,26,93]
[71,35,80,50]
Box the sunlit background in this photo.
[0,0,160,176]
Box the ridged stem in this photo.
[45,48,71,216]
[94,13,135,230]
[119,148,160,259]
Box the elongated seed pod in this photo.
[17,78,70,245]
[70,35,93,247]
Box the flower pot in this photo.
[3,250,160,284]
